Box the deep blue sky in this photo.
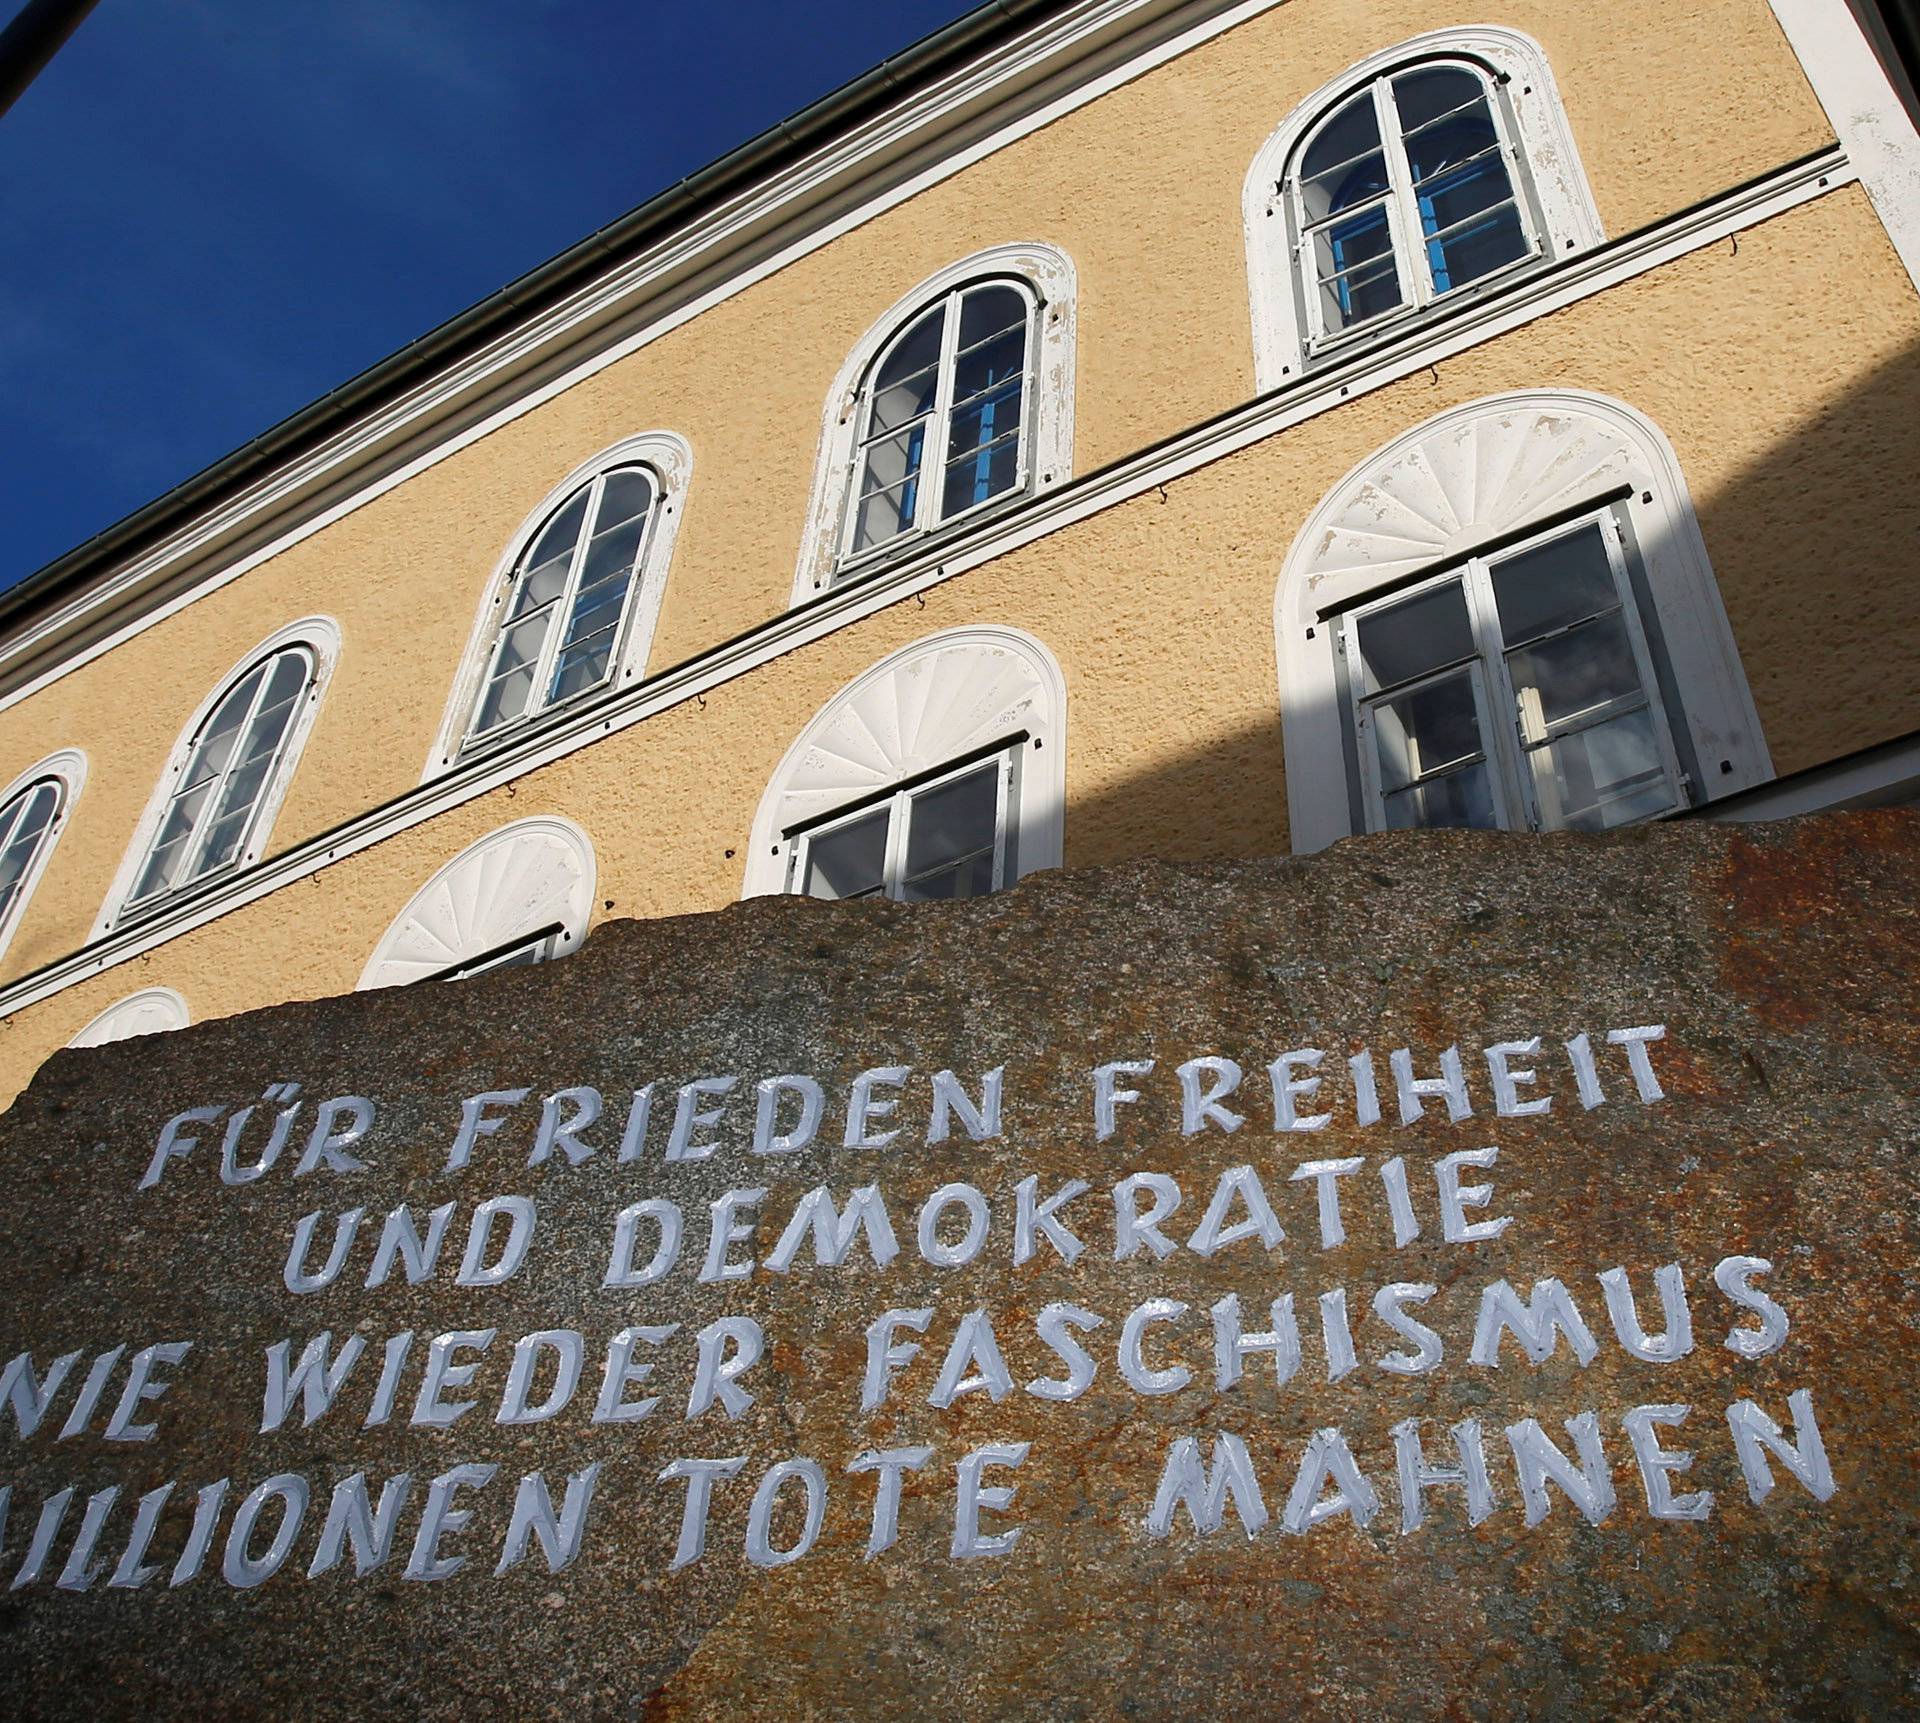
[0,0,985,590]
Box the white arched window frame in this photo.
[97,618,338,935]
[70,986,190,1048]
[427,431,692,777]
[358,816,597,989]
[742,626,1066,900]
[1244,28,1603,390]
[0,748,84,966]
[1274,391,1771,853]
[791,244,1076,605]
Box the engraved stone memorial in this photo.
[0,811,1915,1717]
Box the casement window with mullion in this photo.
[1292,59,1538,351]
[1342,511,1687,833]
[841,281,1036,573]
[469,464,660,743]
[788,750,1013,902]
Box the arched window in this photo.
[1244,29,1602,388]
[432,432,691,772]
[743,627,1066,900]
[0,749,83,963]
[100,619,336,932]
[793,245,1076,602]
[1274,393,1770,852]
[358,817,596,989]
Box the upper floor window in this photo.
[1274,392,1771,853]
[1244,29,1603,389]
[430,432,692,774]
[792,245,1076,603]
[0,748,83,963]
[1293,62,1532,351]
[129,647,316,908]
[844,282,1035,567]
[98,619,337,934]
[743,626,1067,901]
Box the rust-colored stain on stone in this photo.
[0,812,1914,1719]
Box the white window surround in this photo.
[1274,389,1771,853]
[357,815,596,990]
[742,625,1066,898]
[1244,27,1604,392]
[0,748,85,967]
[94,617,339,938]
[791,243,1076,606]
[69,985,190,1048]
[425,431,693,780]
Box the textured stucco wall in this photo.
[0,0,1839,988]
[0,183,1913,1106]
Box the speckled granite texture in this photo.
[0,811,1914,1719]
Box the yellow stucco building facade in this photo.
[0,0,1913,1101]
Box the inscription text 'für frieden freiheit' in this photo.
[0,1022,1837,1590]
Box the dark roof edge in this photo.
[0,0,1063,633]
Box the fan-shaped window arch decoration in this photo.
[792,245,1076,603]
[742,626,1066,900]
[430,432,692,775]
[1244,28,1602,389]
[358,816,597,989]
[98,618,338,934]
[1274,391,1770,852]
[0,748,84,966]
[70,986,190,1048]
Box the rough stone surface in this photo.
[0,811,1915,1720]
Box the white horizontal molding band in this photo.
[0,146,1853,1025]
[0,0,1273,715]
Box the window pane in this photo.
[1392,67,1492,148]
[1311,204,1403,331]
[577,512,647,594]
[548,630,616,703]
[493,611,552,678]
[1488,524,1620,644]
[1298,92,1387,224]
[475,663,537,734]
[957,285,1027,349]
[515,490,591,614]
[869,306,945,434]
[594,469,655,531]
[851,429,925,554]
[1353,579,1474,692]
[905,763,998,878]
[952,325,1027,410]
[1528,706,1674,831]
[1507,612,1645,735]
[941,428,1022,517]
[1425,199,1529,293]
[1382,760,1497,830]
[1370,669,1484,793]
[803,809,890,900]
[900,850,996,902]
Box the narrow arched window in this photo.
[1292,60,1533,349]
[0,778,64,938]
[842,281,1037,568]
[470,464,662,739]
[126,645,316,908]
